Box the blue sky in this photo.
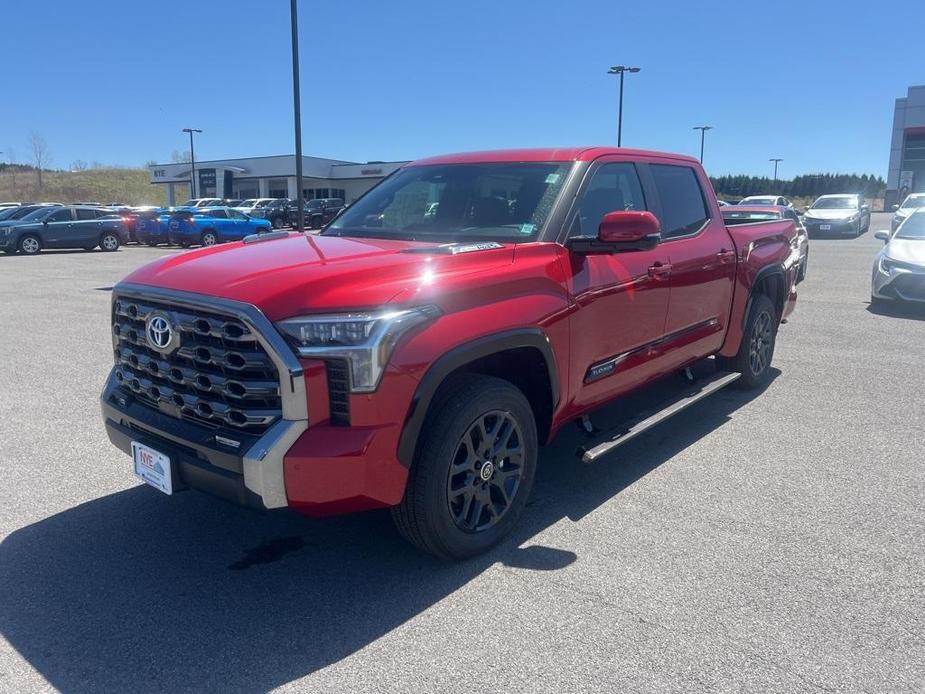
[2,0,921,178]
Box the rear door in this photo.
[206,208,231,239]
[645,162,736,369]
[564,159,672,412]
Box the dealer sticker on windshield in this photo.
[520,223,536,235]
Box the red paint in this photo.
[122,148,797,516]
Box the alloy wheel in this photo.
[748,310,773,376]
[446,410,524,532]
[20,237,39,254]
[102,235,118,251]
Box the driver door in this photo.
[41,208,76,247]
[564,160,671,412]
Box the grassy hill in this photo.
[0,166,178,206]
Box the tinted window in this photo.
[76,208,100,220]
[208,209,228,219]
[572,162,646,237]
[228,209,245,219]
[46,209,72,223]
[650,165,709,238]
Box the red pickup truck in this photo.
[101,147,799,558]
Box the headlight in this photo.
[879,256,894,274]
[276,306,441,392]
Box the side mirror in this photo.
[891,204,899,211]
[568,210,661,253]
[874,230,890,242]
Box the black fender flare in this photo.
[743,263,786,328]
[396,328,560,468]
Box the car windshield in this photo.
[812,197,857,209]
[896,213,925,240]
[900,194,925,210]
[326,162,573,242]
[240,199,258,206]
[740,197,776,205]
[20,206,60,221]
[0,207,22,220]
[306,200,324,209]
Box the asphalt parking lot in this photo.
[0,212,922,693]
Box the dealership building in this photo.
[886,85,925,208]
[148,154,408,205]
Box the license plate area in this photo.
[132,441,174,495]
[820,224,831,230]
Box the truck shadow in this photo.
[0,371,775,692]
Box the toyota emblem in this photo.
[145,312,177,353]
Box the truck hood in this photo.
[885,238,925,266]
[121,233,517,320]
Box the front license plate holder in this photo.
[132,441,174,495]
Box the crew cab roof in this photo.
[411,147,701,166]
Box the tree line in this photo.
[710,173,886,200]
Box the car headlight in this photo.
[879,256,894,274]
[276,306,441,392]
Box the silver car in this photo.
[890,192,925,231]
[872,209,925,306]
[803,194,870,237]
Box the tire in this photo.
[716,293,777,389]
[201,230,217,246]
[392,374,538,560]
[271,217,283,230]
[18,235,41,255]
[100,232,120,252]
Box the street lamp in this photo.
[693,126,712,163]
[770,158,783,187]
[290,0,305,233]
[182,128,202,199]
[607,65,640,147]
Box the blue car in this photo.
[135,208,174,246]
[166,206,271,247]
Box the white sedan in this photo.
[872,209,925,306]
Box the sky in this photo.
[2,0,922,179]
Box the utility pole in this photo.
[770,158,783,189]
[182,128,202,199]
[291,0,305,233]
[693,126,712,163]
[608,65,640,147]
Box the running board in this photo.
[577,371,741,464]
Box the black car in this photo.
[251,198,293,229]
[0,206,128,255]
[304,197,345,229]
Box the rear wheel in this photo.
[18,235,41,255]
[392,375,537,559]
[271,216,283,230]
[717,293,777,389]
[201,231,217,246]
[100,233,120,252]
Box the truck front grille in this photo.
[111,297,282,434]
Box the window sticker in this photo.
[545,173,561,184]
[520,223,536,235]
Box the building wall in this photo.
[886,85,925,208]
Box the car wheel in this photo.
[392,374,537,559]
[18,235,42,255]
[100,233,120,252]
[201,231,217,246]
[271,217,283,230]
[716,293,777,389]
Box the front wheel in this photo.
[100,233,120,252]
[18,235,42,255]
[392,374,537,559]
[716,293,777,389]
[271,216,283,230]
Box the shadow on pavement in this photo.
[867,299,925,322]
[0,371,773,692]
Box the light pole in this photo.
[290,0,305,233]
[693,126,712,163]
[770,158,783,189]
[182,128,202,199]
[608,65,640,147]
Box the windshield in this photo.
[306,200,324,209]
[811,197,857,209]
[896,213,925,239]
[900,194,925,210]
[0,207,21,220]
[240,199,258,206]
[21,206,60,221]
[326,162,573,242]
[740,197,776,205]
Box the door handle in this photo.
[647,262,671,279]
[716,249,736,263]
